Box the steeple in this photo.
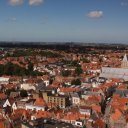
[121,54,128,68]
[122,54,128,62]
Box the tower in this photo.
[121,54,128,68]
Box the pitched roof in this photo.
[91,104,101,113]
[59,87,80,93]
[34,98,46,106]
[32,110,51,119]
[0,122,5,128]
[63,112,85,121]
[94,119,105,128]
[0,93,7,100]
[111,109,122,121]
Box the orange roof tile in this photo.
[32,110,51,119]
[59,87,80,93]
[34,97,46,106]
[94,119,105,128]
[111,109,122,121]
[0,122,5,128]
[91,104,101,113]
[0,93,7,99]
[63,112,85,121]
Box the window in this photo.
[76,123,81,126]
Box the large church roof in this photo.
[100,67,128,81]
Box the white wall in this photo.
[0,77,9,84]
[25,104,45,111]
[72,97,80,105]
[20,83,36,90]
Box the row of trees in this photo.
[6,50,63,58]
[71,79,81,85]
[0,62,44,76]
[5,88,28,97]
[62,67,83,77]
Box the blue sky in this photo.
[0,0,128,43]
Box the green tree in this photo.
[28,62,34,72]
[4,62,14,75]
[5,88,16,96]
[62,70,71,77]
[83,125,86,128]
[75,67,83,76]
[82,58,90,63]
[20,90,28,97]
[71,61,80,67]
[71,79,81,85]
[0,64,4,76]
[0,62,43,76]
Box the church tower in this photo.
[121,54,128,68]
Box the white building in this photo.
[0,77,9,84]
[100,54,128,81]
[70,93,80,105]
[20,83,36,90]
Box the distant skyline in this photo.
[0,0,128,43]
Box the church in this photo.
[100,54,128,81]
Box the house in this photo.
[62,111,86,127]
[42,90,70,108]
[116,89,128,97]
[0,93,7,100]
[74,120,85,128]
[25,98,47,111]
[93,119,106,128]
[21,78,44,91]
[0,76,10,84]
[57,87,80,95]
[62,112,80,125]
[0,115,11,128]
[3,99,11,108]
[42,75,50,87]
[2,99,17,111]
[70,93,80,106]
[20,83,36,91]
[100,54,128,81]
[109,109,128,128]
[2,99,17,114]
[81,91,101,100]
[16,98,35,109]
[43,80,49,87]
[9,76,22,84]
[31,110,51,120]
[10,92,20,99]
[79,106,92,116]
[10,108,31,127]
[12,102,17,110]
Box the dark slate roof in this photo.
[115,89,128,97]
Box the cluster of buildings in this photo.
[0,47,128,128]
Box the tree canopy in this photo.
[71,79,81,85]
[0,62,44,76]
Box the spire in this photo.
[122,54,128,62]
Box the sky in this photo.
[0,0,128,43]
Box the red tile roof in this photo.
[32,110,51,119]
[111,109,122,121]
[34,98,46,106]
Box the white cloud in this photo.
[121,2,128,6]
[11,17,17,21]
[87,10,103,18]
[9,0,24,6]
[6,17,17,23]
[29,0,44,6]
